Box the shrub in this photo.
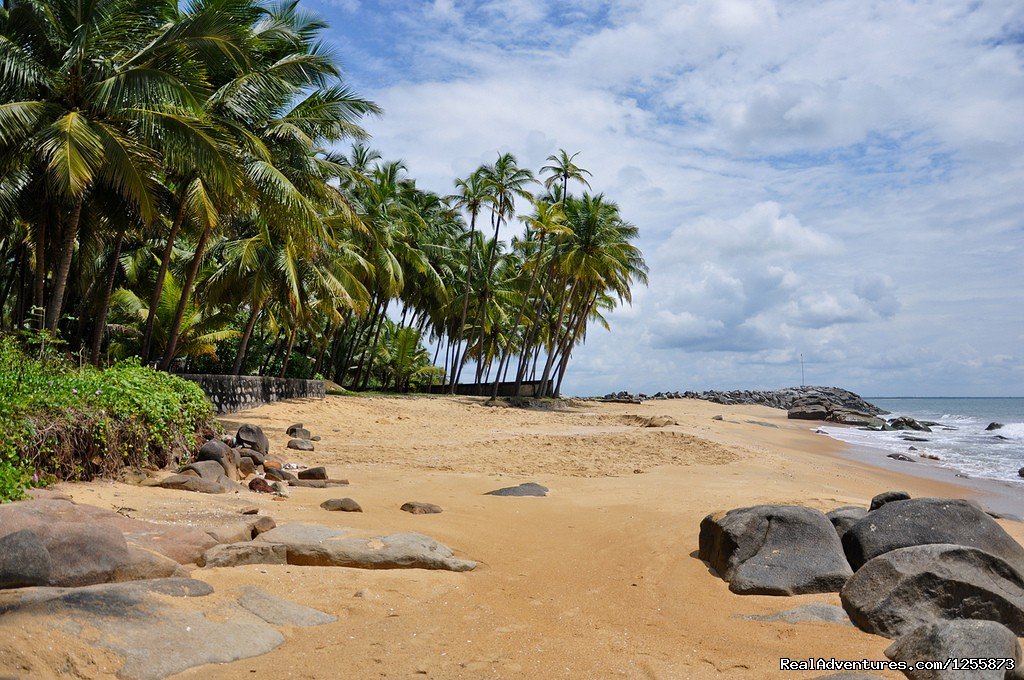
[0,335,215,501]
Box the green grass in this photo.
[0,335,215,501]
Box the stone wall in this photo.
[178,374,325,414]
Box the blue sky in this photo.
[309,0,1023,397]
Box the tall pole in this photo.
[800,353,805,387]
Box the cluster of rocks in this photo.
[699,495,1024,678]
[595,385,886,412]
[0,492,477,678]
[146,422,346,496]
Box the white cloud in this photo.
[319,0,1024,396]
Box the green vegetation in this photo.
[0,335,213,500]
[0,0,647,400]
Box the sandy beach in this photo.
[12,395,1024,679]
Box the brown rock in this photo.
[321,498,362,512]
[199,542,288,568]
[400,502,443,515]
[298,466,327,480]
[248,478,274,494]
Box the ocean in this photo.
[818,397,1024,484]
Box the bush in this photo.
[0,335,215,501]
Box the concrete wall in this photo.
[423,380,543,397]
[178,374,325,414]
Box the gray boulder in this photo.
[788,404,830,420]
[841,543,1024,638]
[239,449,265,466]
[321,498,362,512]
[156,474,228,494]
[286,424,312,440]
[199,542,288,568]
[0,529,52,588]
[698,505,853,595]
[869,490,911,511]
[197,438,232,465]
[987,422,1005,431]
[236,424,270,455]
[887,417,932,432]
[841,498,1024,572]
[485,482,549,497]
[282,533,476,571]
[179,460,226,481]
[831,410,885,428]
[401,501,442,515]
[287,438,314,451]
[885,619,1024,680]
[826,506,867,540]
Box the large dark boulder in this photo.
[698,505,853,595]
[826,506,867,540]
[869,490,911,511]
[831,410,885,428]
[884,619,1024,680]
[297,466,327,480]
[841,498,1024,572]
[180,460,227,480]
[286,424,312,440]
[236,424,270,456]
[156,474,228,494]
[841,543,1024,638]
[788,404,830,420]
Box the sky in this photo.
[308,0,1023,397]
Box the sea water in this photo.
[818,397,1024,484]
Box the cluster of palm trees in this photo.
[0,0,647,398]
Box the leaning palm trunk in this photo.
[32,211,48,325]
[448,212,478,393]
[45,197,84,332]
[278,326,298,377]
[553,292,597,397]
[142,189,190,361]
[89,232,124,365]
[232,299,266,375]
[493,233,547,400]
[539,277,578,397]
[159,224,213,370]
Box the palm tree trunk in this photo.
[359,299,389,390]
[278,326,298,378]
[32,210,47,327]
[142,191,189,361]
[539,277,577,396]
[553,293,597,397]
[45,196,84,332]
[89,232,124,365]
[159,224,212,371]
[494,234,547,400]
[0,245,23,329]
[232,300,265,375]
[448,211,478,393]
[260,333,283,374]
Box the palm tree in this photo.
[0,0,241,332]
[541,150,592,204]
[446,168,490,391]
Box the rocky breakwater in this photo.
[699,493,1024,679]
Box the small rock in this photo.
[401,502,443,515]
[287,438,315,451]
[485,482,548,497]
[297,466,327,480]
[286,423,309,438]
[248,478,274,494]
[711,415,723,421]
[869,491,911,512]
[239,506,259,515]
[887,453,915,462]
[238,458,256,477]
[986,422,1005,431]
[741,603,852,626]
[311,435,321,442]
[321,498,362,512]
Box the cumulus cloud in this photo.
[311,0,1024,396]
